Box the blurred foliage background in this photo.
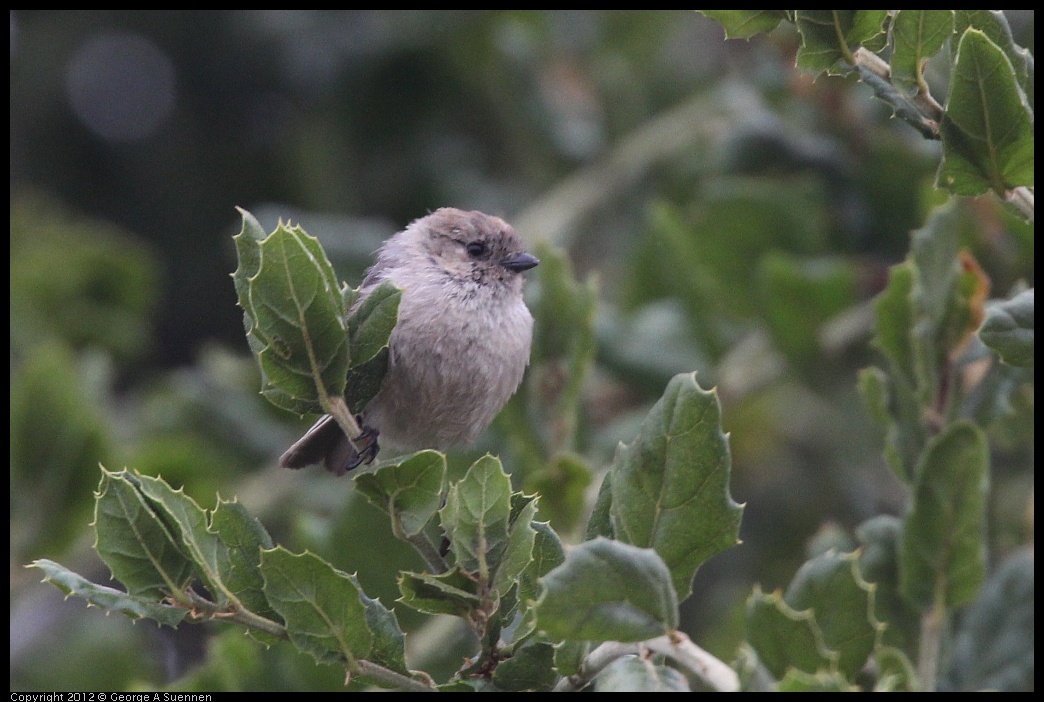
[10,10,1033,691]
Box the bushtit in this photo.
[279,208,539,475]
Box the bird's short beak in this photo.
[501,252,540,272]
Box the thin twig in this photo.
[355,660,438,692]
[552,632,739,692]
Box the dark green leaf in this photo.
[954,11,1033,107]
[353,450,446,538]
[745,587,835,678]
[535,538,678,642]
[344,348,390,415]
[210,498,279,623]
[132,474,233,607]
[93,469,194,599]
[440,455,513,580]
[609,372,743,601]
[493,495,538,597]
[899,422,988,608]
[350,574,409,678]
[260,547,374,667]
[584,474,614,541]
[696,11,789,40]
[793,11,889,75]
[889,11,954,94]
[594,656,690,692]
[856,516,918,652]
[979,288,1033,367]
[938,29,1035,196]
[346,281,401,367]
[397,568,481,617]
[512,520,566,644]
[492,641,558,692]
[783,551,882,678]
[235,212,349,414]
[30,559,188,628]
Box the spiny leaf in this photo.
[609,372,743,601]
[133,474,234,607]
[210,498,279,624]
[793,11,889,76]
[440,455,513,582]
[260,547,374,667]
[397,568,482,617]
[234,210,349,415]
[783,551,883,678]
[745,586,836,679]
[353,450,446,538]
[889,11,954,95]
[30,559,188,628]
[92,468,195,600]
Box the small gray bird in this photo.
[278,208,539,475]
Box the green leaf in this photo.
[594,656,690,692]
[899,422,989,608]
[93,469,195,599]
[30,559,188,628]
[783,551,882,678]
[856,516,918,652]
[945,548,1033,691]
[346,280,401,367]
[493,494,538,597]
[512,520,566,644]
[341,281,401,413]
[609,372,743,601]
[210,498,279,623]
[584,474,615,541]
[979,288,1033,367]
[938,29,1035,196]
[535,538,678,643]
[397,568,482,617]
[234,211,349,415]
[864,204,983,483]
[793,11,889,75]
[350,574,409,678]
[260,547,374,667]
[440,455,513,581]
[954,11,1034,108]
[745,587,835,679]
[696,11,789,40]
[353,450,446,538]
[889,11,954,95]
[492,641,559,692]
[132,473,234,607]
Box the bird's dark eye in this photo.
[465,241,487,258]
